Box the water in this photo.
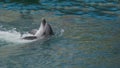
[0,0,120,68]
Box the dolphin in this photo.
[22,18,54,40]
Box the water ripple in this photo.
[0,0,120,20]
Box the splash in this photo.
[60,29,64,36]
[0,30,35,44]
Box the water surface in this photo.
[0,0,120,68]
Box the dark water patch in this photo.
[0,0,120,20]
[0,0,40,4]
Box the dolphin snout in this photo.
[41,18,46,26]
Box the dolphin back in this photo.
[29,29,37,35]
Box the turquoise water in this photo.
[0,0,120,68]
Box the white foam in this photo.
[0,30,35,44]
[59,29,64,36]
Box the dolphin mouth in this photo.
[22,36,37,40]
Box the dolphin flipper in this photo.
[29,29,37,35]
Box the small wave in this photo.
[59,29,64,36]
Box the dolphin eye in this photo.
[43,31,46,35]
[41,31,46,36]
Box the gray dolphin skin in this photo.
[22,18,54,40]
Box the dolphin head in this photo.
[35,18,54,38]
[41,18,54,36]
